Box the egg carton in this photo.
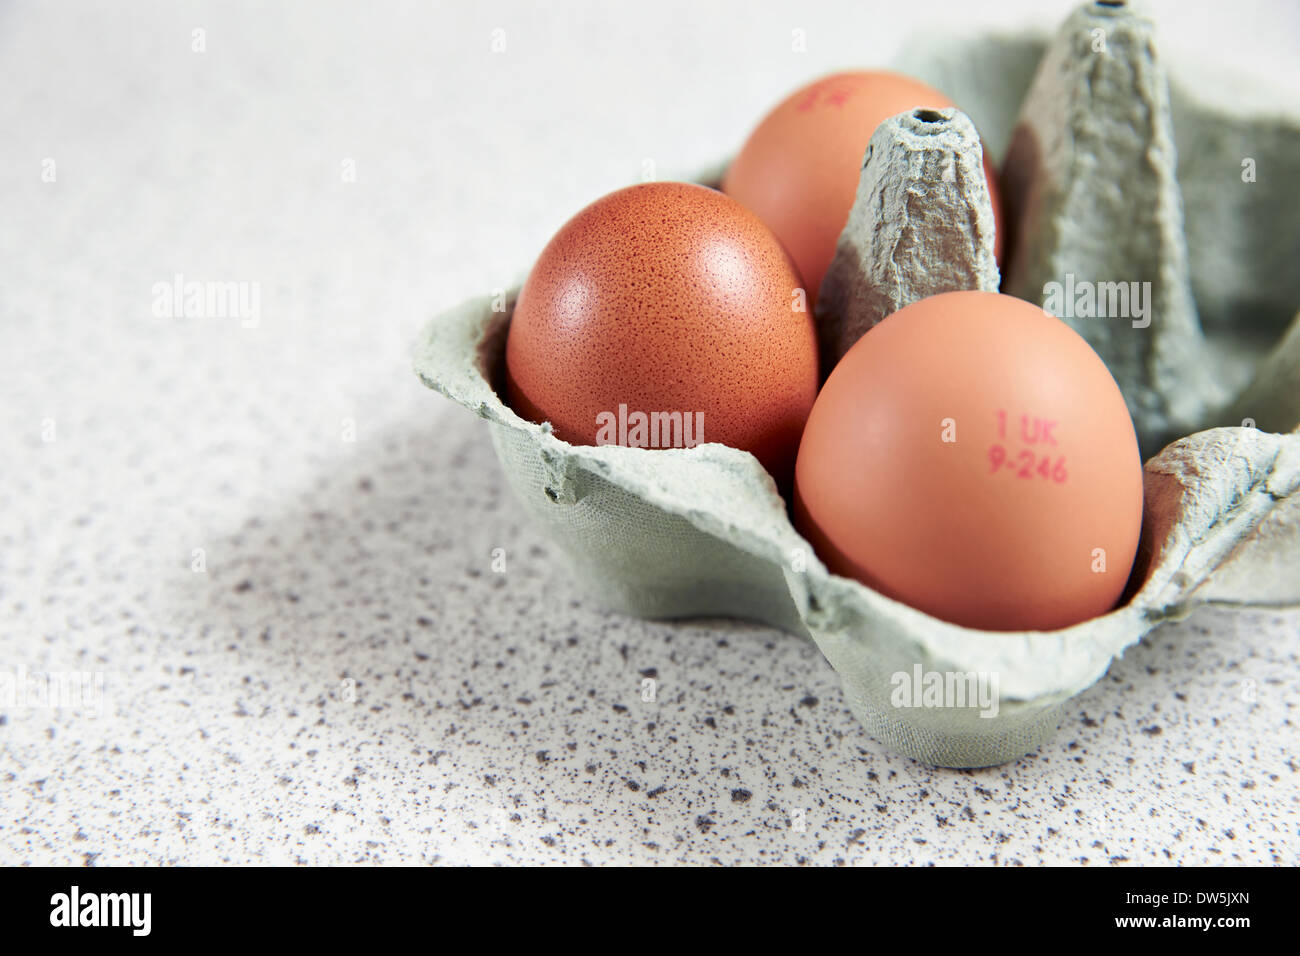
[415,1,1300,767]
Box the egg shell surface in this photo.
[505,181,820,486]
[793,290,1143,632]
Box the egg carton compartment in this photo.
[414,1,1300,767]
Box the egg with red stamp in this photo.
[793,290,1143,632]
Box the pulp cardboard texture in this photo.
[414,1,1300,767]
[1003,2,1225,454]
[816,107,1001,370]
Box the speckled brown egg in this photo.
[505,182,819,486]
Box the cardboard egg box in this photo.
[415,1,1300,767]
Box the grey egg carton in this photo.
[415,1,1300,767]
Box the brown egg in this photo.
[505,182,819,486]
[793,291,1143,632]
[723,70,1005,304]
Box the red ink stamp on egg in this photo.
[990,410,1067,482]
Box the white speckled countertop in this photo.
[1,0,1298,866]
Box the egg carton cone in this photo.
[414,0,1300,767]
[999,1,1225,456]
[816,107,1000,371]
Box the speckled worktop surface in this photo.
[2,0,1298,866]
